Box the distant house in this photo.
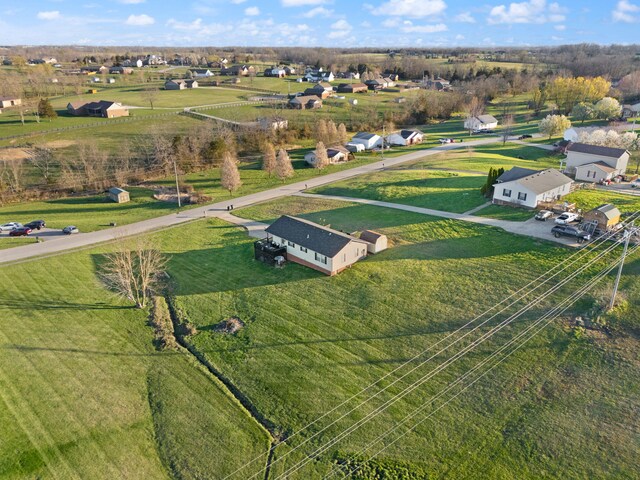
[191,68,213,77]
[288,95,322,109]
[565,143,629,181]
[350,132,382,150]
[303,82,333,99]
[109,66,133,75]
[464,114,498,130]
[304,145,352,166]
[164,79,199,90]
[67,100,129,118]
[81,65,109,75]
[582,204,621,232]
[221,65,255,76]
[365,78,387,91]
[263,215,369,275]
[0,96,22,108]
[304,70,334,82]
[360,230,388,254]
[107,187,130,203]
[386,129,424,146]
[622,102,640,118]
[382,77,395,88]
[426,77,451,91]
[264,67,286,78]
[107,78,116,84]
[492,167,573,209]
[259,117,288,130]
[337,83,368,93]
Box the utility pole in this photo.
[609,226,632,310]
[173,159,181,209]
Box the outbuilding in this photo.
[464,114,498,131]
[107,187,130,203]
[360,230,388,254]
[582,204,621,231]
[350,132,382,150]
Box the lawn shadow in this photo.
[0,295,133,311]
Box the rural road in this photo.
[0,136,513,265]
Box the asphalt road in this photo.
[0,137,507,265]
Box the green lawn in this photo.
[310,169,487,213]
[473,203,537,222]
[0,243,269,479]
[161,199,640,479]
[0,236,35,250]
[565,188,640,214]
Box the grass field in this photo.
[473,203,536,221]
[0,236,35,250]
[565,188,640,214]
[0,241,269,479]
[311,170,487,213]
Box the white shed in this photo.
[350,132,382,150]
[360,230,388,254]
[464,114,498,131]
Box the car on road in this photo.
[24,220,46,230]
[438,138,454,144]
[554,212,580,225]
[518,134,533,139]
[535,210,553,221]
[0,222,22,231]
[551,225,591,243]
[631,179,640,188]
[62,226,79,235]
[9,227,32,237]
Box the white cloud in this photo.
[488,0,566,24]
[612,0,640,22]
[371,0,447,18]
[302,6,333,17]
[401,23,448,33]
[281,0,327,6]
[37,11,61,20]
[125,14,155,25]
[455,34,465,40]
[554,24,565,30]
[231,0,247,3]
[382,18,401,27]
[328,19,352,38]
[118,0,145,4]
[244,6,260,15]
[454,12,475,23]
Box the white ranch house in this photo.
[304,146,351,166]
[564,143,629,182]
[386,129,424,146]
[492,167,573,209]
[350,132,382,150]
[464,114,498,131]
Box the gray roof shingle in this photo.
[496,167,539,183]
[567,142,628,158]
[265,215,365,258]
[498,168,573,195]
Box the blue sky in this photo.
[1,0,639,47]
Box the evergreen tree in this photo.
[38,98,57,122]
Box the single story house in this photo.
[304,145,352,166]
[191,68,213,77]
[622,102,640,119]
[337,83,368,94]
[288,95,322,110]
[382,77,395,88]
[492,167,573,209]
[284,66,296,76]
[360,230,388,254]
[164,79,199,90]
[338,72,360,80]
[67,100,129,118]
[464,114,498,131]
[259,117,288,130]
[0,96,21,108]
[107,187,130,203]
[304,82,334,99]
[365,78,387,91]
[350,132,382,150]
[386,129,424,146]
[426,77,451,91]
[304,70,335,82]
[221,65,255,76]
[346,142,365,153]
[109,66,133,75]
[565,143,629,180]
[264,215,369,276]
[582,204,621,231]
[264,67,286,78]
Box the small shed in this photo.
[582,204,621,231]
[107,187,130,203]
[360,230,388,254]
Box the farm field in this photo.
[163,199,640,478]
[0,241,269,479]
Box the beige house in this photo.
[304,145,352,166]
[0,96,21,108]
[264,215,369,276]
[288,95,322,110]
[107,187,130,203]
[67,100,129,118]
[164,79,199,90]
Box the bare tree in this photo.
[141,86,159,109]
[314,141,329,169]
[220,152,242,195]
[262,142,276,177]
[501,114,514,145]
[315,119,328,145]
[275,148,294,181]
[100,236,168,309]
[464,96,484,135]
[337,123,348,144]
[29,146,56,184]
[326,120,338,145]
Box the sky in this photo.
[1,0,639,47]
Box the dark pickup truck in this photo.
[551,225,591,243]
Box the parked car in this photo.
[24,220,46,230]
[438,138,454,144]
[62,226,79,235]
[535,210,553,221]
[631,179,640,188]
[518,134,533,139]
[0,222,22,231]
[9,227,32,237]
[551,225,591,243]
[554,212,580,225]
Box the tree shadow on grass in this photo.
[0,296,133,311]
[0,344,173,357]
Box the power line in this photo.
[230,216,638,480]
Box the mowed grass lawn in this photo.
[311,169,487,213]
[565,188,640,214]
[0,244,269,479]
[159,198,640,479]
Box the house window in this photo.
[315,252,327,264]
[287,241,295,247]
[300,246,307,253]
[503,188,512,198]
[517,192,527,201]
